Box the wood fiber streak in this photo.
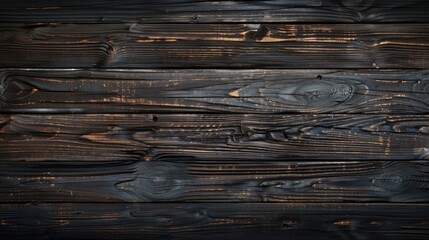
[1,0,429,23]
[0,161,427,203]
[0,203,428,240]
[1,114,428,161]
[1,69,429,114]
[1,24,429,68]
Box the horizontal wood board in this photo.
[0,160,427,202]
[1,114,429,161]
[1,69,429,114]
[1,24,429,68]
[1,0,429,23]
[0,203,428,240]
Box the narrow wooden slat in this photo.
[1,0,429,23]
[1,24,429,68]
[1,114,428,161]
[0,203,428,240]
[0,160,427,203]
[1,69,429,114]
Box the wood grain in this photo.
[1,114,428,161]
[1,24,429,68]
[0,203,428,240]
[0,160,427,203]
[1,69,429,114]
[1,0,429,23]
[1,1,428,240]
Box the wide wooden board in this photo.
[1,69,429,114]
[1,0,429,23]
[1,24,429,68]
[1,114,428,161]
[1,160,427,202]
[0,203,428,240]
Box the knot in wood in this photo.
[115,163,186,201]
[245,24,270,41]
[300,81,353,106]
[140,165,174,196]
[0,77,37,102]
[372,171,410,192]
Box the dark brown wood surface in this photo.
[1,1,428,239]
[1,114,429,161]
[1,69,429,114]
[1,24,429,68]
[1,160,427,203]
[1,0,429,23]
[1,203,428,240]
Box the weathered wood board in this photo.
[1,114,429,161]
[1,0,429,23]
[0,160,427,202]
[1,69,429,114]
[1,24,429,68]
[0,203,428,240]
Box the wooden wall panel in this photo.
[1,0,429,23]
[1,114,428,161]
[1,1,428,239]
[1,203,428,240]
[1,160,427,203]
[1,24,429,68]
[1,69,429,114]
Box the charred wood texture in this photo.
[0,203,428,240]
[0,160,427,202]
[1,1,429,239]
[0,24,429,68]
[1,114,429,161]
[1,0,429,23]
[1,69,429,114]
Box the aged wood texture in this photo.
[1,69,429,114]
[0,203,428,240]
[1,114,428,161]
[1,0,429,23]
[1,24,429,68]
[1,0,429,239]
[0,160,427,203]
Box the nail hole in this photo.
[281,218,298,229]
[152,116,158,122]
[165,218,173,225]
[317,75,322,80]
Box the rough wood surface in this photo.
[1,0,429,23]
[1,114,428,161]
[0,203,428,240]
[1,69,429,114]
[1,1,429,240]
[1,24,429,68]
[1,160,427,203]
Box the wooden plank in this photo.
[1,114,428,161]
[1,0,429,23]
[0,160,427,203]
[0,203,428,240]
[1,24,429,68]
[1,69,429,114]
